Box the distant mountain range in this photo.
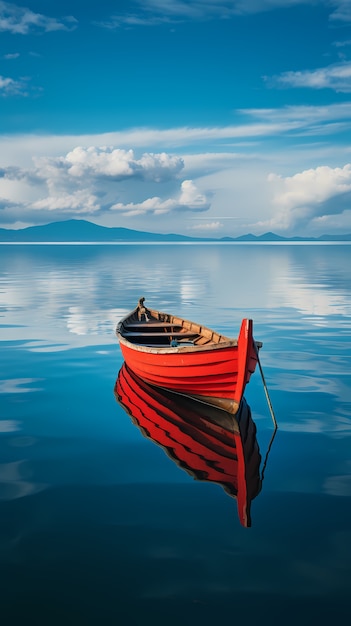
[0,219,350,242]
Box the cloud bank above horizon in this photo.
[1,0,351,237]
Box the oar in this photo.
[260,424,278,483]
[255,343,278,429]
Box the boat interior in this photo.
[119,298,229,348]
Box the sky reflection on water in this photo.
[0,244,351,624]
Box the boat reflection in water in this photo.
[115,363,271,528]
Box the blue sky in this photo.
[1,0,351,237]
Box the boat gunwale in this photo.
[117,334,240,354]
[116,304,243,354]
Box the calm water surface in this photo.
[1,243,351,625]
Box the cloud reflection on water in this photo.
[0,460,47,501]
[1,244,350,438]
[0,244,350,347]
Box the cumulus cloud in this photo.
[1,111,351,235]
[30,190,101,214]
[111,180,210,215]
[269,164,351,210]
[33,146,184,183]
[0,1,77,34]
[267,62,351,93]
[0,145,203,222]
[266,164,351,231]
[0,165,41,183]
[179,179,210,208]
[0,145,184,200]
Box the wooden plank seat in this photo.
[124,322,183,330]
[141,342,195,348]
[123,331,198,338]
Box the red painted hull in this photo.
[117,301,261,413]
[115,363,262,527]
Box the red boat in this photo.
[116,298,262,414]
[115,363,263,527]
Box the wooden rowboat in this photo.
[116,297,262,414]
[115,363,263,527]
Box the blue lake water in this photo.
[1,243,351,625]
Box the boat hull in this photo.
[117,301,260,414]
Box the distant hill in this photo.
[223,231,351,242]
[0,219,350,242]
[0,219,198,243]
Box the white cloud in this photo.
[1,105,351,235]
[188,221,223,231]
[0,145,186,217]
[0,74,28,96]
[266,164,351,231]
[3,52,20,59]
[329,0,351,22]
[34,146,184,182]
[269,164,351,210]
[2,102,351,164]
[99,1,351,27]
[30,189,101,214]
[242,102,351,124]
[179,179,210,208]
[0,1,77,34]
[0,146,206,222]
[111,180,210,215]
[269,62,351,93]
